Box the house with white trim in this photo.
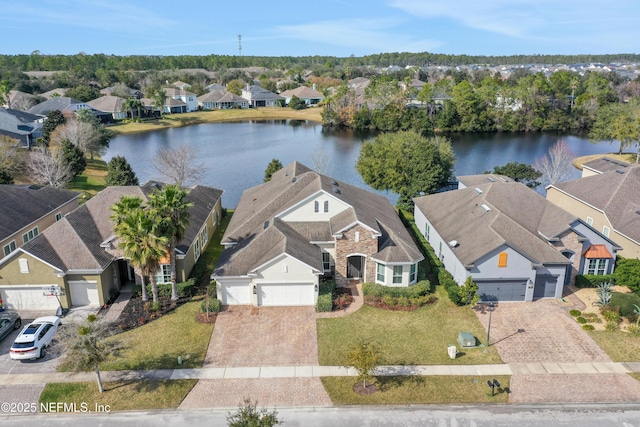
[212,162,423,306]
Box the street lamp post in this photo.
[486,302,494,347]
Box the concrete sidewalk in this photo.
[1,361,638,385]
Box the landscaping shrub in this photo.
[582,324,595,331]
[362,280,430,298]
[569,309,581,317]
[603,310,621,323]
[575,274,616,288]
[316,280,336,312]
[614,257,640,293]
[200,297,221,314]
[605,321,619,331]
[382,295,397,306]
[610,292,640,318]
[333,293,353,310]
[145,278,197,299]
[576,316,587,324]
[628,325,640,334]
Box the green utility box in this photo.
[457,332,477,348]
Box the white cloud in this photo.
[275,18,442,54]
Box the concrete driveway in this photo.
[474,299,640,403]
[204,306,319,367]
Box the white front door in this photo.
[257,283,315,306]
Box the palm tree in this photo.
[111,199,167,303]
[148,185,192,301]
[121,98,143,120]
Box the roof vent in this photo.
[481,204,491,212]
[487,177,495,182]
[499,176,508,182]
[474,187,483,194]
[616,169,625,174]
[334,188,341,195]
[263,220,269,229]
[291,177,296,183]
[448,240,458,248]
[332,180,339,186]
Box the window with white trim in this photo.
[22,226,39,244]
[154,264,171,284]
[376,263,385,283]
[314,201,319,212]
[19,258,29,273]
[424,223,430,240]
[201,224,208,247]
[586,259,607,275]
[393,266,403,284]
[55,212,62,221]
[586,216,593,226]
[194,239,200,260]
[603,226,610,238]
[410,263,417,283]
[3,240,16,257]
[324,200,329,212]
[322,252,331,271]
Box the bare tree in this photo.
[152,146,206,186]
[50,118,96,152]
[25,146,73,188]
[534,139,575,186]
[310,146,330,174]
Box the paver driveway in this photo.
[474,299,610,363]
[204,306,318,367]
[474,299,640,403]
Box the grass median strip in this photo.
[317,286,502,366]
[39,380,197,412]
[321,376,510,405]
[587,330,640,362]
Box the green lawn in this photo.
[321,375,510,405]
[317,286,502,366]
[39,380,197,411]
[611,292,640,318]
[587,330,640,362]
[68,158,107,200]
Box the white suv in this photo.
[10,316,61,361]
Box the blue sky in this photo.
[1,0,638,57]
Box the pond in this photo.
[105,120,616,207]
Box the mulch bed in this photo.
[353,381,378,395]
[113,294,189,332]
[196,312,217,324]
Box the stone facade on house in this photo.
[334,224,378,286]
[551,230,584,285]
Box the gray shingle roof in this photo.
[19,183,222,273]
[216,161,422,277]
[280,86,324,100]
[87,96,126,113]
[28,97,84,115]
[550,166,640,243]
[413,182,574,267]
[582,156,631,174]
[457,174,513,187]
[0,185,79,241]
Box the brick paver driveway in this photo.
[474,299,640,403]
[474,300,610,363]
[204,306,318,367]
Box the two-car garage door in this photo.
[0,285,61,311]
[476,280,527,302]
[258,283,315,306]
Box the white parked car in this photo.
[10,316,61,361]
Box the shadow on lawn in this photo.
[374,375,427,392]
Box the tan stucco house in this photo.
[547,161,640,259]
[0,182,223,312]
[212,162,423,307]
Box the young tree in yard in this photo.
[57,318,126,393]
[489,162,542,188]
[226,79,245,96]
[288,95,306,110]
[357,130,455,208]
[111,199,168,303]
[534,139,575,186]
[226,398,281,427]
[344,340,381,391]
[459,277,480,306]
[105,156,139,186]
[25,146,74,188]
[150,88,166,116]
[148,185,192,301]
[263,158,283,182]
[152,146,206,187]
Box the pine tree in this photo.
[105,155,139,186]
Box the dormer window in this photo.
[324,201,329,213]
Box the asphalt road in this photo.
[2,404,640,426]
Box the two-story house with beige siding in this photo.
[0,182,222,312]
[547,161,640,259]
[0,185,79,259]
[212,162,423,307]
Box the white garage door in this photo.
[258,283,315,306]
[221,283,251,305]
[0,285,61,311]
[68,281,100,307]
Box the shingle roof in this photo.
[0,185,79,241]
[215,162,422,277]
[197,90,247,103]
[280,86,324,100]
[413,182,574,267]
[582,156,631,174]
[19,183,222,273]
[550,166,640,243]
[87,96,126,113]
[457,174,513,187]
[164,88,196,97]
[28,97,84,115]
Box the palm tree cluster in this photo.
[110,185,192,303]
